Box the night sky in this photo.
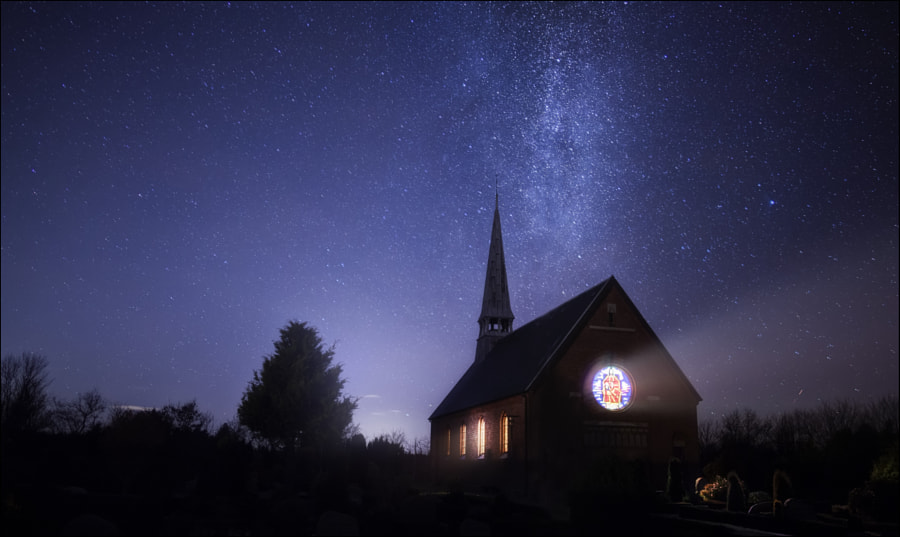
[2,2,897,444]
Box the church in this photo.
[428,193,702,512]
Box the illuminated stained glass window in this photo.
[446,428,451,456]
[477,417,486,458]
[460,424,467,456]
[591,365,634,411]
[500,413,509,455]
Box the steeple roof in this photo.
[474,191,515,362]
[479,192,513,320]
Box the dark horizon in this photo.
[2,385,896,536]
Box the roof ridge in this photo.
[524,277,612,392]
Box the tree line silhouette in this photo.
[694,397,898,522]
[2,322,897,535]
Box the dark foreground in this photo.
[5,484,899,536]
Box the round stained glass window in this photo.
[591,365,634,411]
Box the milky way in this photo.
[2,2,897,443]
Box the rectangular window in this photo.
[459,424,466,457]
[446,428,451,456]
[500,414,509,455]
[477,417,486,458]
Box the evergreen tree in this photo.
[238,321,357,452]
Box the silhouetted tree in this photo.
[237,321,358,452]
[161,399,213,435]
[863,395,899,437]
[823,422,882,501]
[698,396,900,508]
[698,418,718,451]
[1,352,53,440]
[770,410,810,458]
[862,437,900,523]
[215,416,252,447]
[101,406,173,494]
[813,398,860,449]
[410,435,430,456]
[719,408,770,449]
[368,431,406,457]
[51,388,107,434]
[704,408,774,491]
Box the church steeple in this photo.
[475,188,514,363]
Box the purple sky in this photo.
[2,2,897,444]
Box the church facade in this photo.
[428,194,702,511]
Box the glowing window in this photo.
[446,428,451,456]
[500,413,509,455]
[591,365,634,411]
[477,417,486,458]
[459,424,466,457]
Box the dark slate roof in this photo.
[479,195,514,321]
[429,277,614,420]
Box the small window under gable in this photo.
[607,303,617,327]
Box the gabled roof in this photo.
[429,275,701,421]
[430,277,610,420]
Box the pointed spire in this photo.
[475,186,514,363]
[495,176,499,209]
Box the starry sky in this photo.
[2,2,897,444]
